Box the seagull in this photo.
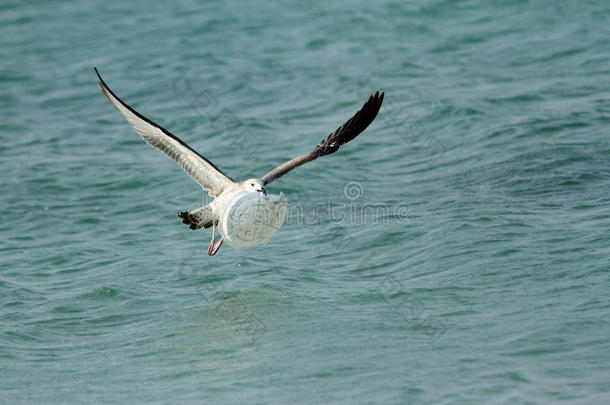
[95,68,384,255]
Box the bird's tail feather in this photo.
[178,205,215,230]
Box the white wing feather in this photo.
[95,68,234,197]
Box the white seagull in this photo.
[95,68,384,255]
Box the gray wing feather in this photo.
[95,68,234,197]
[261,91,384,186]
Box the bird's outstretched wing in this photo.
[95,68,234,197]
[260,91,384,186]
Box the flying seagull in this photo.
[94,68,384,255]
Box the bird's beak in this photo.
[257,188,267,196]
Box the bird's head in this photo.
[241,178,266,195]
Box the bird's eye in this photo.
[250,183,254,186]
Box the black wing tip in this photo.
[313,90,385,157]
[359,90,384,125]
[369,91,384,119]
[93,66,103,82]
[370,90,384,108]
[93,67,111,94]
[362,91,384,119]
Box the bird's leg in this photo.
[207,221,217,256]
[210,237,223,256]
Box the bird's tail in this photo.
[178,204,215,230]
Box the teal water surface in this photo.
[1,0,609,403]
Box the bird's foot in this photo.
[208,222,217,255]
[207,238,215,255]
[210,237,223,256]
